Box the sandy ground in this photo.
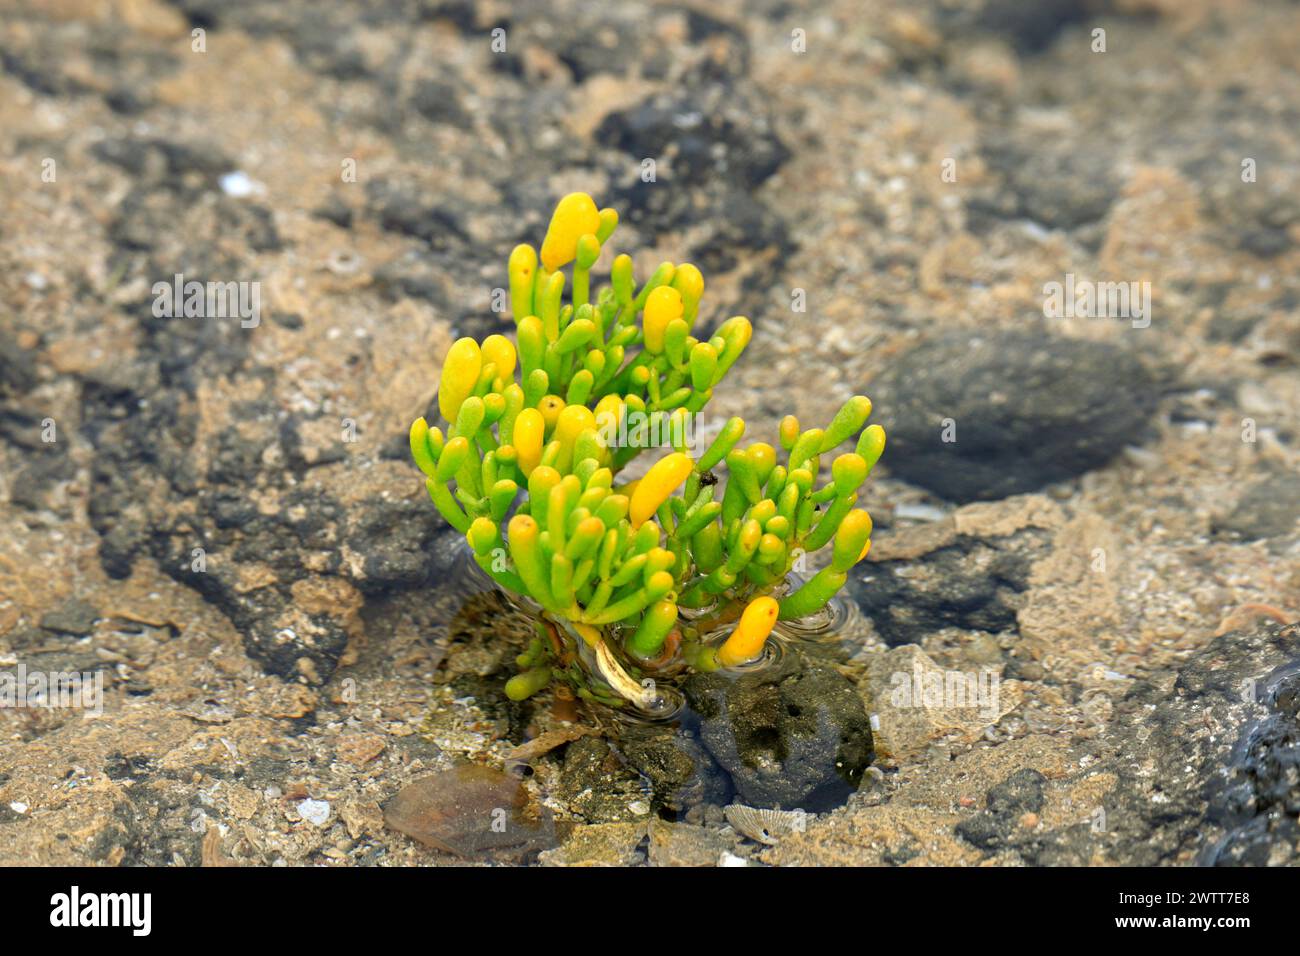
[1,0,1298,866]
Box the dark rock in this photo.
[0,411,75,513]
[1214,472,1300,541]
[552,16,639,83]
[597,91,789,192]
[1237,227,1292,258]
[970,0,1090,54]
[954,811,1005,850]
[1093,621,1300,866]
[312,195,354,229]
[619,726,732,814]
[682,651,873,811]
[956,768,1046,852]
[849,529,1041,646]
[409,78,467,125]
[556,737,649,823]
[0,333,38,394]
[40,600,100,636]
[988,768,1047,815]
[0,405,48,448]
[345,500,453,593]
[979,136,1119,230]
[366,179,469,250]
[879,331,1162,502]
[93,136,233,182]
[104,86,150,115]
[1181,143,1300,261]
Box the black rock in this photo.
[848,530,1040,646]
[1237,227,1292,258]
[619,726,732,814]
[1092,621,1300,866]
[879,331,1162,502]
[988,768,1047,816]
[979,137,1119,230]
[682,652,873,811]
[596,92,789,192]
[956,769,1047,852]
[954,811,1005,850]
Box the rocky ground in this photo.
[1,0,1298,866]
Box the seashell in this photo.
[724,804,809,845]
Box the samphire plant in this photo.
[410,194,884,711]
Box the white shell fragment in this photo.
[297,798,331,827]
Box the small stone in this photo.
[336,734,386,766]
[538,822,645,867]
[297,799,330,827]
[40,600,100,636]
[647,819,736,867]
[219,171,258,198]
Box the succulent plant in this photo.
[410,193,884,711]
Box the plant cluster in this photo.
[410,194,884,708]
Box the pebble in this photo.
[297,798,331,826]
[218,171,258,198]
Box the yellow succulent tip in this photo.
[513,407,545,476]
[437,337,482,424]
[629,451,693,527]
[538,394,566,431]
[593,394,624,434]
[643,285,684,354]
[716,596,779,667]
[481,334,517,384]
[540,192,601,272]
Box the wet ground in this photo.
[1,0,1299,865]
